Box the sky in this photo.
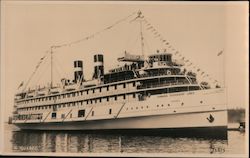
[1,1,249,122]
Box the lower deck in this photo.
[13,88,227,125]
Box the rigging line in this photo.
[143,18,216,84]
[53,59,64,83]
[123,22,138,52]
[53,56,67,79]
[22,50,50,92]
[129,33,140,54]
[143,16,218,86]
[52,11,137,50]
[142,16,179,54]
[33,59,51,88]
[143,29,152,55]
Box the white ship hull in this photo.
[15,110,227,129]
[14,88,228,138]
[15,110,227,139]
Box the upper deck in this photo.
[14,52,203,107]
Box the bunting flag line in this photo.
[52,11,137,49]
[217,50,223,56]
[147,26,153,30]
[18,81,24,89]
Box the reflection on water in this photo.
[5,127,245,154]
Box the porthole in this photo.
[168,104,170,106]
[200,101,203,104]
[181,103,184,106]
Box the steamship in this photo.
[11,11,228,137]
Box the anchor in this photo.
[207,114,215,123]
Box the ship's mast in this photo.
[50,46,53,88]
[137,11,145,58]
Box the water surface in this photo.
[4,124,246,154]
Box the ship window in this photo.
[114,85,117,90]
[123,95,126,99]
[133,93,136,98]
[86,100,89,104]
[95,99,97,103]
[114,96,117,101]
[90,100,93,104]
[78,110,85,117]
[87,90,89,94]
[61,114,65,118]
[80,91,83,95]
[123,83,126,88]
[93,89,95,93]
[51,112,56,119]
[99,88,102,92]
[109,109,112,114]
[92,111,94,116]
[107,86,109,91]
[99,98,102,102]
[133,82,136,87]
[107,97,109,102]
